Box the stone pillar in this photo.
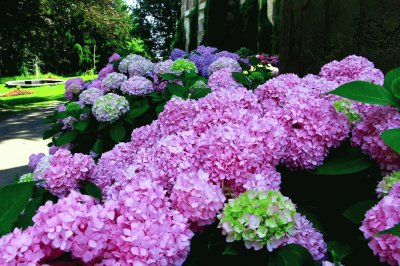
[280,0,400,76]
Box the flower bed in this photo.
[0,47,399,265]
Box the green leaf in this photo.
[328,241,351,262]
[125,105,150,120]
[92,139,104,155]
[313,146,372,175]
[54,130,79,146]
[43,129,57,140]
[384,67,400,91]
[390,77,400,100]
[167,83,189,99]
[0,182,37,236]
[81,181,102,201]
[330,81,397,106]
[15,196,43,229]
[297,207,326,235]
[161,73,179,81]
[381,128,400,155]
[269,244,315,266]
[109,122,126,143]
[156,103,166,115]
[249,56,261,66]
[342,200,377,224]
[98,123,110,130]
[222,245,240,256]
[190,88,212,100]
[375,223,400,237]
[73,121,89,133]
[232,72,251,87]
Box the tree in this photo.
[131,0,181,58]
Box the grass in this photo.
[0,74,97,112]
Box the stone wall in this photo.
[280,0,400,75]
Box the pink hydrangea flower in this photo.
[33,149,95,197]
[360,195,400,265]
[208,68,244,92]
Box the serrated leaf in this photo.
[92,139,104,155]
[81,181,102,201]
[156,103,166,115]
[161,73,179,81]
[190,88,212,100]
[381,128,400,155]
[167,83,189,99]
[125,105,150,120]
[232,72,252,87]
[384,67,400,91]
[109,122,126,143]
[16,196,43,229]
[222,245,240,256]
[313,146,372,175]
[328,241,351,262]
[330,81,397,106]
[73,121,89,133]
[375,223,400,237]
[390,77,400,100]
[43,129,56,140]
[342,200,377,224]
[0,182,37,236]
[269,244,315,266]
[54,130,79,146]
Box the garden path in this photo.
[0,105,57,187]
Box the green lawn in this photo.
[0,74,97,111]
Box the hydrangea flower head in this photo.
[92,93,130,122]
[171,58,198,75]
[377,171,400,198]
[79,87,104,105]
[208,57,242,76]
[118,54,146,73]
[28,153,45,170]
[171,48,187,61]
[33,150,95,197]
[154,59,175,76]
[102,73,127,90]
[65,78,84,100]
[128,58,154,77]
[121,76,154,96]
[108,53,121,63]
[360,195,400,265]
[218,190,296,251]
[208,68,243,92]
[98,64,115,80]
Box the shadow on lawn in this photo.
[0,105,57,142]
[0,95,65,108]
[0,165,28,187]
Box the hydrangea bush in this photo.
[0,48,399,265]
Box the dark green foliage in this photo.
[240,0,259,52]
[258,0,274,53]
[171,18,186,50]
[0,0,134,76]
[132,0,181,57]
[272,0,281,54]
[188,1,199,51]
[203,0,242,51]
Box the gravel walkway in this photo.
[0,105,57,186]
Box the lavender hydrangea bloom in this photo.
[128,59,155,77]
[121,76,154,96]
[79,87,104,105]
[208,57,242,76]
[102,73,127,91]
[65,78,84,100]
[98,64,115,80]
[154,60,175,76]
[118,54,146,73]
[171,48,187,61]
[196,45,218,55]
[92,93,130,122]
[108,53,121,63]
[216,51,241,61]
[189,53,217,77]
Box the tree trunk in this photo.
[279,0,400,76]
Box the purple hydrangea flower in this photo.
[102,73,127,91]
[121,76,154,96]
[171,48,187,61]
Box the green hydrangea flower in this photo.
[218,190,296,251]
[376,171,400,197]
[171,59,197,75]
[333,100,360,123]
[18,173,33,183]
